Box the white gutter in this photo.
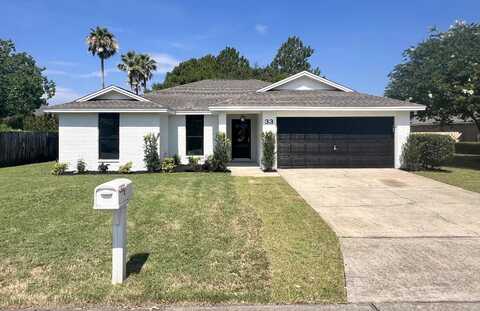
[174,111,212,115]
[44,108,170,113]
[208,106,426,112]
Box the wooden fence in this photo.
[0,132,58,167]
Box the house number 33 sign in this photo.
[264,119,274,125]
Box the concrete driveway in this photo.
[279,169,480,303]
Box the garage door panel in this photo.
[277,117,394,168]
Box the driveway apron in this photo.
[279,169,480,302]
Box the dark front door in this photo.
[232,119,251,159]
[277,117,394,168]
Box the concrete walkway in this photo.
[279,169,480,303]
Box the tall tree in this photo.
[86,26,118,88]
[152,37,323,90]
[137,54,157,91]
[216,47,252,79]
[156,54,219,89]
[118,51,142,94]
[269,36,321,78]
[0,39,55,118]
[385,21,480,132]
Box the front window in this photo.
[98,113,119,159]
[186,115,204,155]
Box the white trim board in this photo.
[209,106,425,112]
[76,85,150,102]
[44,109,169,113]
[256,71,354,93]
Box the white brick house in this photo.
[45,71,425,171]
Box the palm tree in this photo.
[86,26,118,88]
[118,52,157,94]
[138,54,157,91]
[118,51,142,94]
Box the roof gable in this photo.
[257,71,354,93]
[76,85,150,102]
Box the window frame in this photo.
[186,115,204,156]
[98,113,120,160]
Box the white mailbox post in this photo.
[93,178,133,284]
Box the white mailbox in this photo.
[94,178,133,210]
[93,178,133,284]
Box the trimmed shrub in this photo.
[98,162,109,173]
[455,142,480,155]
[212,132,231,172]
[188,156,201,171]
[143,133,160,172]
[161,157,176,173]
[261,131,276,171]
[118,162,133,174]
[203,155,214,171]
[173,154,181,166]
[401,134,455,170]
[76,159,87,173]
[51,162,68,175]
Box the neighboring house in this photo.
[411,117,479,142]
[45,71,425,171]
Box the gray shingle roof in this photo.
[47,79,422,111]
[211,90,424,108]
[152,79,271,94]
[47,99,166,110]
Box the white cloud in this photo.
[44,69,68,76]
[149,53,180,73]
[49,87,82,105]
[170,42,186,49]
[255,24,268,35]
[44,68,120,79]
[48,60,78,67]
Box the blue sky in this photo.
[2,1,479,104]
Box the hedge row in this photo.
[455,142,480,155]
[401,134,455,171]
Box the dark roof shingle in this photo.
[47,79,422,111]
[48,99,166,110]
[211,90,424,108]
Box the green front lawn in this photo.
[0,162,345,307]
[416,154,480,193]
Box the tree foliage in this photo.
[152,36,321,91]
[86,26,118,88]
[0,39,55,118]
[118,51,157,94]
[385,21,480,131]
[269,36,321,77]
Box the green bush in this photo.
[261,131,276,171]
[0,123,14,132]
[98,162,109,173]
[188,156,201,171]
[143,133,160,172]
[118,161,133,174]
[212,132,231,172]
[23,114,58,132]
[161,157,176,173]
[76,159,86,173]
[173,154,181,166]
[401,134,455,170]
[51,162,68,175]
[455,142,480,155]
[203,155,214,171]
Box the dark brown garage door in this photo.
[277,117,394,168]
